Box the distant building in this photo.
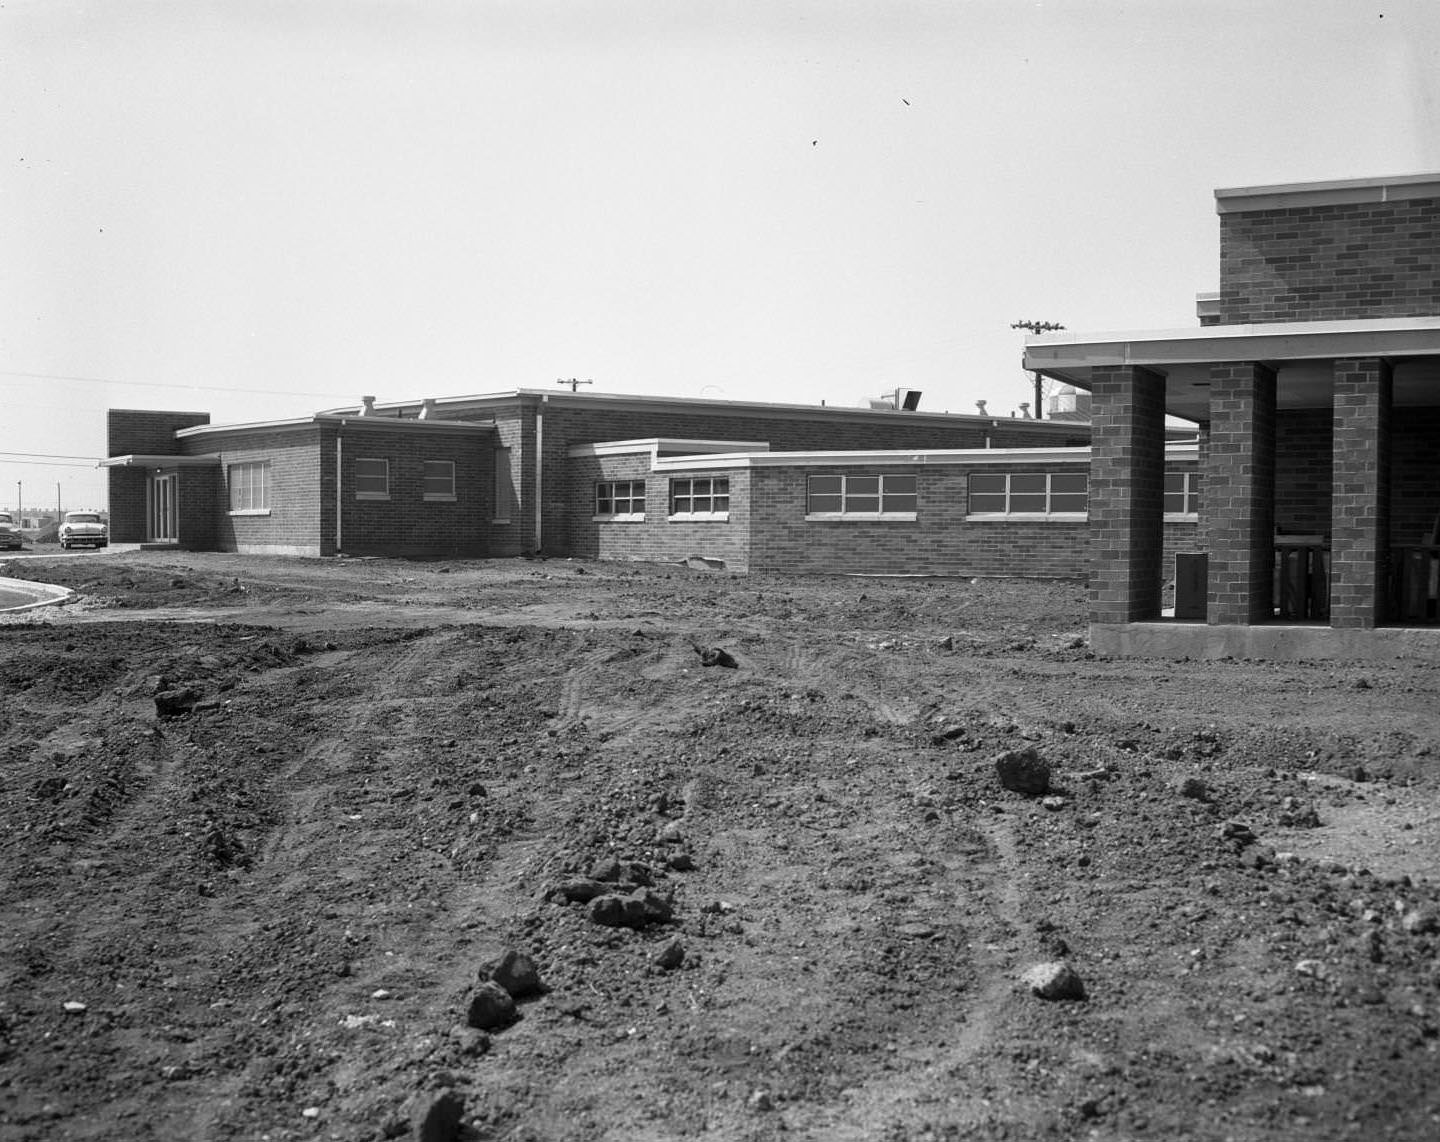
[103,390,1152,577]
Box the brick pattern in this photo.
[1330,358,1392,627]
[1274,409,1333,535]
[1205,363,1276,625]
[565,456,754,572]
[331,428,495,558]
[437,397,1089,556]
[565,452,1199,579]
[1390,407,1440,543]
[1220,197,1440,323]
[106,410,212,542]
[197,426,328,555]
[1088,367,1167,622]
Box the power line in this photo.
[0,458,102,469]
[0,449,104,461]
[0,368,353,400]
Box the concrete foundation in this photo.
[1091,621,1440,662]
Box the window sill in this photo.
[668,512,730,523]
[356,492,390,501]
[1164,513,1200,523]
[805,512,917,523]
[491,518,512,525]
[594,514,645,523]
[965,512,1088,522]
[228,509,272,517]
[423,494,457,503]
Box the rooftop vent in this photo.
[865,387,922,411]
[359,395,376,416]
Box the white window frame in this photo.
[594,479,646,522]
[355,457,390,501]
[805,473,917,521]
[1164,470,1201,520]
[668,476,730,521]
[965,471,1088,520]
[227,461,271,515]
[423,459,456,502]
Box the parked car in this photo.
[0,512,22,551]
[59,511,108,550]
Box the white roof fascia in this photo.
[567,438,772,459]
[1024,316,1440,373]
[1216,171,1440,214]
[101,454,222,468]
[178,415,495,441]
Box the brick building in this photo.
[1025,171,1440,659]
[109,390,1161,574]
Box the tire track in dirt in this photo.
[803,810,1030,1140]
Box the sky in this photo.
[3,0,1439,511]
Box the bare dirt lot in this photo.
[1,552,1438,1142]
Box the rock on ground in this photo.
[1021,961,1086,1001]
[995,747,1051,795]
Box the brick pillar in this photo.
[1089,366,1167,622]
[1206,362,1277,624]
[1331,357,1392,628]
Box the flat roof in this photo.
[1215,171,1440,214]
[1023,316,1440,420]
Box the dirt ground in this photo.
[1,552,1438,1142]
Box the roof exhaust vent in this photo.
[418,399,435,420]
[1018,402,1032,419]
[975,400,988,416]
[865,387,923,411]
[359,395,376,416]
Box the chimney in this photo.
[360,396,376,416]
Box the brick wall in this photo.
[1330,358,1391,627]
[332,425,496,558]
[1391,408,1440,544]
[565,455,753,572]
[107,409,211,456]
[1274,409,1332,534]
[1205,363,1276,624]
[177,467,220,551]
[106,410,212,541]
[561,450,1198,580]
[189,426,327,555]
[1088,367,1167,622]
[437,394,1089,557]
[1220,196,1440,323]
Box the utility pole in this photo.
[1010,319,1065,420]
[15,482,20,526]
[555,378,593,393]
[56,482,62,523]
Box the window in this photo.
[423,460,456,501]
[669,477,730,519]
[493,448,516,523]
[228,461,270,513]
[967,472,1087,516]
[1165,471,1202,517]
[355,458,389,500]
[806,474,917,519]
[595,480,645,520]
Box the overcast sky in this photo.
[4,0,1439,510]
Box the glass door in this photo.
[147,473,177,542]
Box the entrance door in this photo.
[147,473,177,542]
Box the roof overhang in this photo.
[1023,316,1440,422]
[1215,171,1440,214]
[101,454,222,468]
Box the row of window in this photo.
[227,458,460,513]
[595,471,1204,521]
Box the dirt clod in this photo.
[995,746,1051,795]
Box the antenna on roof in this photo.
[556,378,593,393]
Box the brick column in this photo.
[1206,362,1277,624]
[1089,365,1167,622]
[1330,357,1392,628]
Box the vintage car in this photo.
[59,511,109,550]
[0,512,22,551]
